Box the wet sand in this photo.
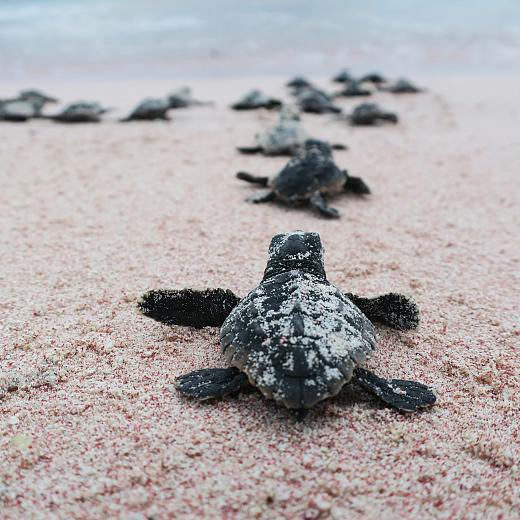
[1,76,519,519]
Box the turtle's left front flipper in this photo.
[138,288,241,328]
[346,292,419,330]
[352,368,436,412]
[176,367,250,400]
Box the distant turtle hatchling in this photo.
[121,98,170,121]
[236,139,368,218]
[349,103,398,126]
[231,90,282,110]
[294,87,342,114]
[381,78,423,94]
[138,231,436,417]
[166,87,212,109]
[47,101,111,123]
[332,69,354,83]
[335,80,372,98]
[237,106,347,156]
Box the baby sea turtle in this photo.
[18,89,58,116]
[381,78,423,94]
[138,231,436,416]
[121,98,170,122]
[349,103,398,126]
[295,88,341,114]
[167,87,212,109]
[236,139,368,218]
[48,102,110,123]
[286,76,312,89]
[237,106,347,156]
[0,100,35,122]
[359,73,387,85]
[231,90,282,111]
[335,80,372,97]
[332,69,354,83]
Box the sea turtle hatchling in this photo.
[0,100,35,122]
[237,106,347,156]
[349,103,398,126]
[47,101,110,123]
[138,231,436,416]
[121,98,170,122]
[286,76,312,89]
[166,87,212,109]
[18,89,58,116]
[335,80,372,98]
[236,139,368,218]
[231,90,282,111]
[295,88,341,114]
[381,78,423,94]
[332,69,354,83]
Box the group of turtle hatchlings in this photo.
[2,71,433,418]
[134,71,433,418]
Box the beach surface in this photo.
[1,76,519,519]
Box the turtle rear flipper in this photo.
[138,288,240,328]
[352,368,436,412]
[309,192,340,218]
[345,176,371,195]
[176,367,250,400]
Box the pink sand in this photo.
[1,76,519,519]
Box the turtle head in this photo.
[303,139,333,157]
[263,231,326,280]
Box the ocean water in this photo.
[1,0,519,80]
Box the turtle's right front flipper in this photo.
[176,367,250,400]
[138,288,241,328]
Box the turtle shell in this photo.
[271,141,346,201]
[220,270,376,409]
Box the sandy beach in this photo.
[1,75,519,519]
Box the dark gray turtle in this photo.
[295,88,341,114]
[335,80,372,97]
[359,72,387,85]
[286,76,312,89]
[349,103,398,126]
[237,105,347,156]
[18,89,58,116]
[121,98,170,122]
[138,231,436,416]
[236,139,368,218]
[47,101,110,123]
[166,87,212,109]
[231,90,282,111]
[332,69,354,83]
[0,100,35,122]
[381,78,423,94]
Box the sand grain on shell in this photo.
[1,76,519,519]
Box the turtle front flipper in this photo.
[138,288,241,328]
[237,146,263,155]
[345,292,419,330]
[309,192,340,218]
[236,171,270,187]
[344,175,371,195]
[176,367,250,400]
[352,368,436,412]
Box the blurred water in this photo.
[1,0,519,80]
